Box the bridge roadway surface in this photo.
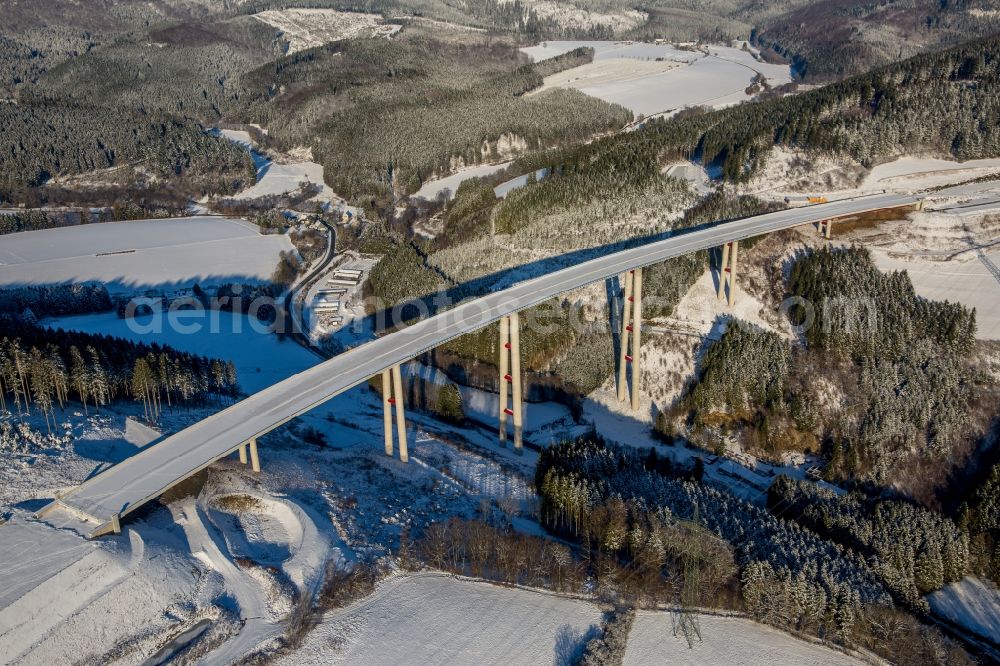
[47,193,917,534]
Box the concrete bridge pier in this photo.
[498,313,523,450]
[382,365,409,462]
[248,438,260,473]
[819,219,833,239]
[617,268,643,410]
[234,440,259,472]
[617,269,634,403]
[630,268,643,410]
[717,241,739,306]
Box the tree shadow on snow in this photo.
[553,622,601,665]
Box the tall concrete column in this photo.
[616,269,642,410]
[498,317,510,444]
[717,242,731,301]
[238,443,248,465]
[727,241,739,308]
[111,514,121,535]
[382,369,394,457]
[630,268,643,411]
[820,219,834,239]
[509,312,523,450]
[391,364,408,463]
[248,438,260,473]
[617,270,634,402]
[498,314,523,450]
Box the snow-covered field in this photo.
[0,383,533,662]
[623,610,862,664]
[277,573,864,666]
[0,217,291,293]
[46,311,318,393]
[277,572,604,665]
[253,9,400,54]
[494,168,550,199]
[412,40,789,203]
[413,162,512,201]
[525,41,792,117]
[928,576,1000,643]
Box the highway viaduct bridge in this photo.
[38,193,921,537]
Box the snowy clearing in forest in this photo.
[871,248,1000,339]
[413,161,511,201]
[928,576,1000,643]
[253,9,399,54]
[841,209,1000,341]
[46,310,318,393]
[275,572,604,665]
[214,129,344,205]
[623,610,862,664]
[0,217,291,293]
[523,1,646,34]
[525,41,792,117]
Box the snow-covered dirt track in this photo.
[0,217,292,292]
[44,193,918,536]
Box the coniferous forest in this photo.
[534,438,972,661]
[0,319,239,429]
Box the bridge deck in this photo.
[43,194,918,536]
